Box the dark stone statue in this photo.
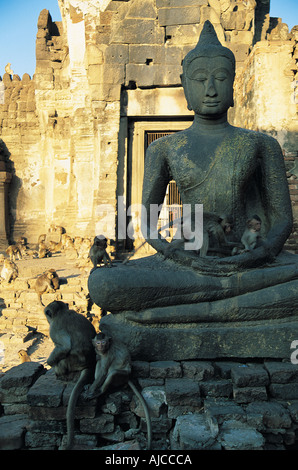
[88,22,298,361]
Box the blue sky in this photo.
[0,0,62,78]
[270,0,298,31]
[0,0,297,78]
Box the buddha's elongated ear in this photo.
[180,72,192,111]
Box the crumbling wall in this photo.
[233,27,298,253]
[0,74,40,242]
[1,359,298,450]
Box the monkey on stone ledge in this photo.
[84,328,152,450]
[44,301,96,450]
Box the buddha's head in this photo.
[181,21,236,118]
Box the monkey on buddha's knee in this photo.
[89,235,113,269]
[241,215,262,251]
[232,215,263,255]
[200,213,235,257]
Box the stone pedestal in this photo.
[0,171,12,249]
[100,313,298,362]
[89,251,298,362]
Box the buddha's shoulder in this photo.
[232,126,280,147]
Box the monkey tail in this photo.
[128,379,152,450]
[38,294,45,307]
[65,368,92,450]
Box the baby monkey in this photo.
[85,330,152,450]
[232,215,262,255]
[89,235,113,269]
[241,215,262,251]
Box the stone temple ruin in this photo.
[0,0,298,452]
[0,0,297,250]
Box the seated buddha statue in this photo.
[88,21,297,326]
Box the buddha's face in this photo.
[182,55,234,118]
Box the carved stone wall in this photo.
[0,0,297,251]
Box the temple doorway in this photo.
[127,120,190,250]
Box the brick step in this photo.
[2,360,298,450]
[0,273,101,338]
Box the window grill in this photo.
[145,131,183,236]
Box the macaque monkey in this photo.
[231,215,262,255]
[16,237,28,256]
[61,233,72,247]
[0,259,18,283]
[85,330,152,450]
[38,234,46,244]
[89,235,113,269]
[49,240,63,253]
[6,244,22,261]
[76,237,92,259]
[200,213,235,257]
[18,349,31,363]
[44,301,96,450]
[34,269,60,306]
[64,237,78,259]
[241,215,262,251]
[38,241,51,259]
[25,249,39,259]
[17,236,27,245]
[74,237,84,250]
[61,234,76,250]
[163,213,237,258]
